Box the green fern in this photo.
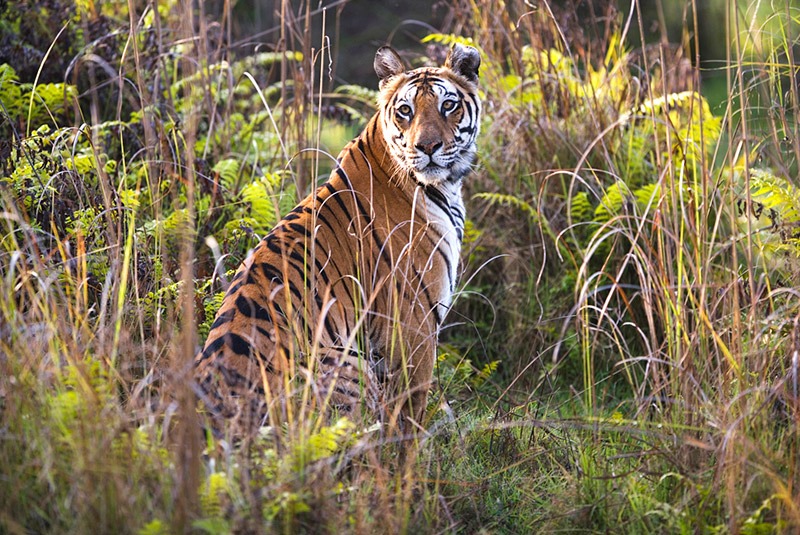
[471,360,500,388]
[293,417,355,470]
[620,91,721,173]
[198,472,230,522]
[334,84,380,108]
[746,168,800,224]
[735,168,800,270]
[567,181,666,251]
[264,492,310,523]
[634,183,661,212]
[138,520,170,535]
[241,175,278,234]
[570,191,593,223]
[620,90,699,124]
[594,182,632,224]
[0,63,22,117]
[212,159,241,191]
[616,130,654,189]
[421,33,479,49]
[473,192,540,223]
[199,290,226,341]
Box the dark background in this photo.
[225,0,453,86]
[219,0,743,102]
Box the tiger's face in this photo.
[374,44,481,186]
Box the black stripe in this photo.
[226,280,244,295]
[333,384,361,399]
[235,294,271,321]
[287,222,312,239]
[335,166,350,186]
[210,308,235,330]
[362,135,385,167]
[280,278,304,303]
[438,245,453,292]
[350,193,390,266]
[323,181,350,214]
[225,333,253,356]
[424,186,460,229]
[313,214,352,284]
[462,100,474,122]
[258,261,283,283]
[322,317,339,344]
[343,144,362,171]
[409,265,442,325]
[219,364,249,387]
[321,355,348,367]
[265,238,309,272]
[431,294,444,325]
[199,336,225,362]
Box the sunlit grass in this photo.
[2,0,800,532]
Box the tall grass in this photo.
[452,0,800,531]
[2,0,800,532]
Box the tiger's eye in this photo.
[398,104,412,116]
[442,100,458,112]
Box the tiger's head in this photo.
[374,43,481,186]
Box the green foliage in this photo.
[733,167,800,275]
[241,418,359,529]
[4,0,800,533]
[332,85,380,125]
[421,33,478,49]
[195,472,233,534]
[436,344,500,395]
[568,91,720,235]
[0,63,23,116]
[138,519,171,535]
[240,173,286,234]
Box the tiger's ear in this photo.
[374,46,406,85]
[445,43,480,83]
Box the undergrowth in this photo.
[2,0,800,533]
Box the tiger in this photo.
[194,43,481,433]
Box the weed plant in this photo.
[1,0,800,533]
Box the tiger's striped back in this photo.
[195,43,481,432]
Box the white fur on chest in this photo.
[418,181,465,320]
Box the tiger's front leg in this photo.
[405,337,436,429]
[375,314,438,432]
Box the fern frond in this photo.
[138,520,170,535]
[594,182,632,224]
[212,159,241,190]
[473,192,539,222]
[241,177,277,234]
[334,84,380,107]
[422,33,478,49]
[470,360,500,388]
[570,191,593,223]
[199,472,229,520]
[0,64,22,117]
[634,183,661,211]
[747,168,800,224]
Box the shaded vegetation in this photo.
[2,0,800,533]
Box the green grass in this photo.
[2,0,800,533]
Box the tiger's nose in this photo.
[415,140,442,155]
